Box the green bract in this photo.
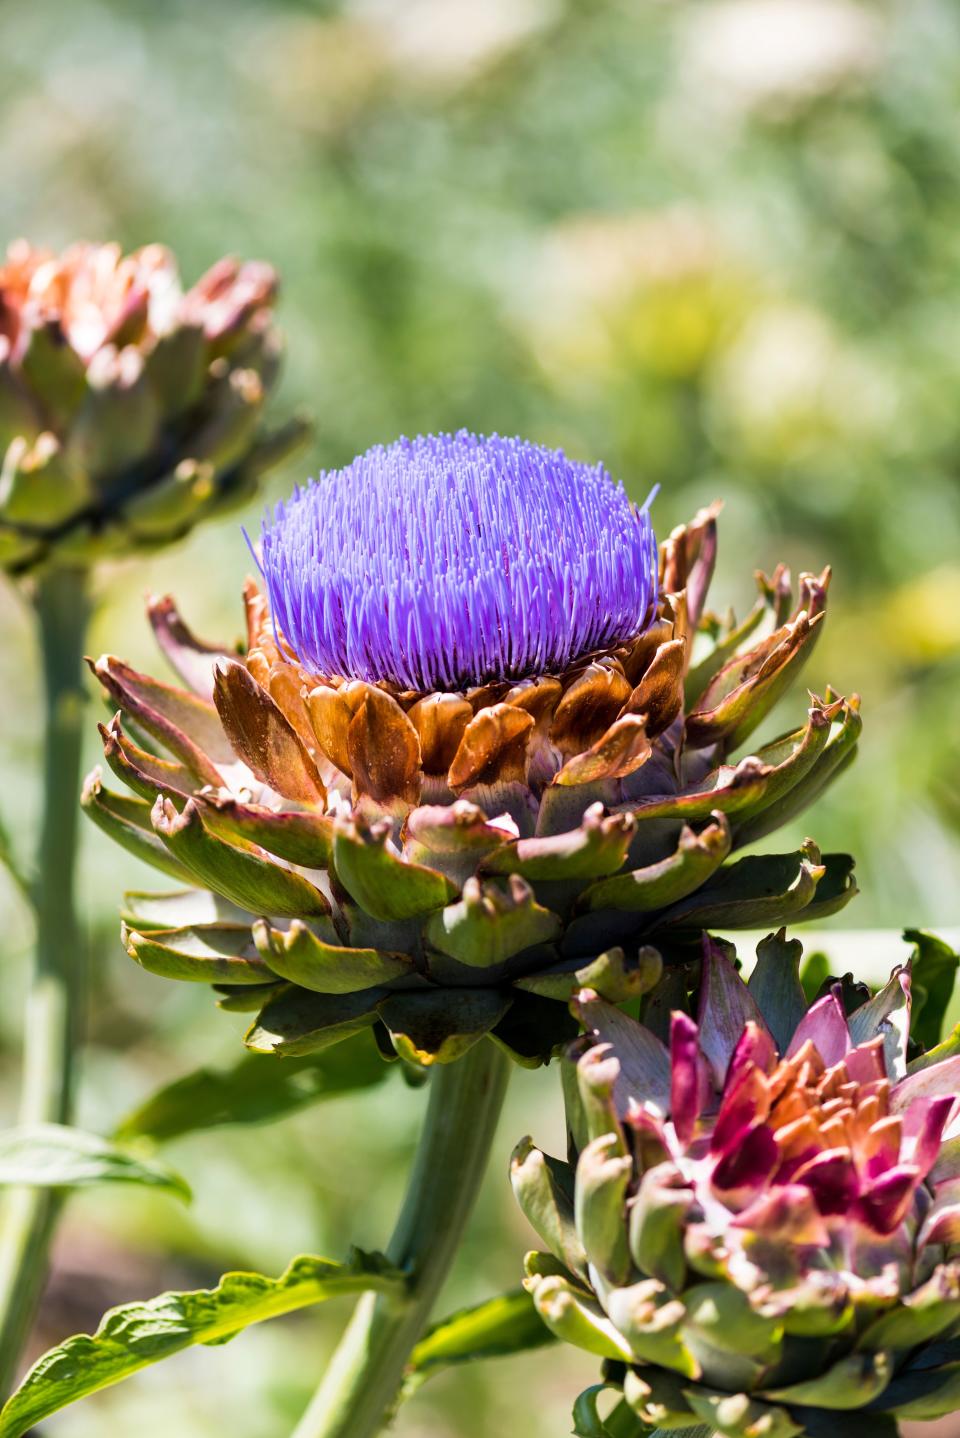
[0,240,306,574]
[515,934,960,1437]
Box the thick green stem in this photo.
[651,1429,712,1438]
[0,567,90,1396]
[293,1038,511,1438]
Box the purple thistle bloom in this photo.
[259,431,658,691]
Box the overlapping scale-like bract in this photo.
[516,937,960,1437]
[259,432,659,691]
[0,239,306,573]
[85,462,860,1069]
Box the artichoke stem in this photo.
[651,1429,713,1437]
[0,565,90,1397]
[292,1038,511,1438]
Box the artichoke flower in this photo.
[515,937,960,1437]
[83,431,858,1067]
[0,239,306,573]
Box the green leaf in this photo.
[0,1124,190,1202]
[573,1384,622,1438]
[573,1385,651,1438]
[800,950,831,1005]
[114,1030,389,1145]
[0,1250,405,1437]
[747,929,806,1054]
[906,929,960,1051]
[403,1289,553,1397]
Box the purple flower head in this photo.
[258,431,658,691]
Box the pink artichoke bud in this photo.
[516,934,960,1436]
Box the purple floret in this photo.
[259,431,658,691]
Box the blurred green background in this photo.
[1,0,960,1432]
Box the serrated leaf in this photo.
[403,1289,553,1397]
[0,1124,190,1202]
[114,1029,389,1145]
[0,1250,405,1437]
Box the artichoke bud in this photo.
[575,1133,633,1283]
[0,240,303,573]
[525,937,960,1435]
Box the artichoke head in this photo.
[85,500,860,1069]
[516,936,960,1436]
[0,240,307,573]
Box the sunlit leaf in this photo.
[0,1124,190,1202]
[403,1288,553,1397]
[115,1028,389,1145]
[0,1250,405,1437]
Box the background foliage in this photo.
[1,0,959,1432]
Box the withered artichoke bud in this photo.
[0,240,307,574]
[84,432,859,1068]
[517,937,960,1437]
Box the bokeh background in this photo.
[1,0,960,1432]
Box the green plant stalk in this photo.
[651,1429,712,1438]
[0,566,90,1397]
[293,1038,511,1438]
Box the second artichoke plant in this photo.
[517,936,960,1438]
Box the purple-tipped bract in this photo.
[259,431,658,691]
